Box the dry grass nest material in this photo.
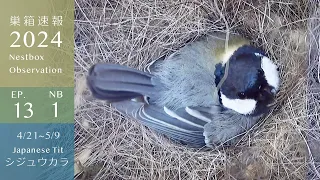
[74,0,317,179]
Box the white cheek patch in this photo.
[260,56,280,92]
[221,94,257,115]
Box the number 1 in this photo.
[15,102,20,118]
[52,102,58,117]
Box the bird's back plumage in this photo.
[88,63,213,147]
[150,33,249,109]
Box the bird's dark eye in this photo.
[258,69,264,75]
[238,92,246,99]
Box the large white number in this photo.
[10,31,61,48]
[23,31,35,48]
[15,102,34,118]
[51,31,62,47]
[15,102,20,118]
[52,102,58,117]
[24,102,33,118]
[10,31,21,47]
[38,31,48,47]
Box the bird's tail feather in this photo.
[87,63,156,102]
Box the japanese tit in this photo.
[87,32,280,147]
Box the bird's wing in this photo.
[202,108,263,147]
[112,100,263,147]
[112,100,216,147]
[144,55,166,74]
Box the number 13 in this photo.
[15,102,33,118]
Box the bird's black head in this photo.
[217,45,280,116]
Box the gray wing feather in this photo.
[203,109,263,147]
[111,100,263,147]
[144,55,166,73]
[87,63,157,101]
[112,100,207,147]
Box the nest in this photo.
[74,0,318,179]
